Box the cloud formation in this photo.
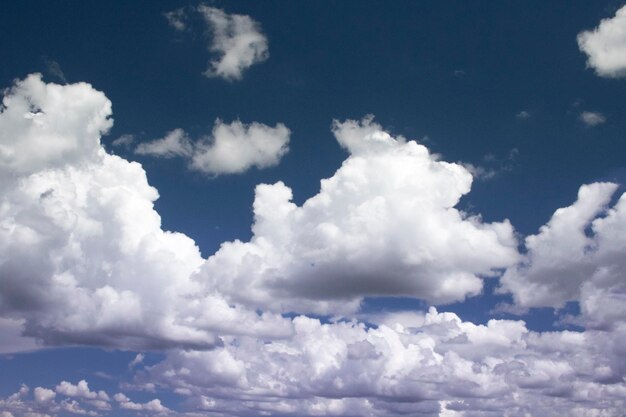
[139,308,626,417]
[500,182,626,330]
[135,120,290,176]
[580,111,606,126]
[0,75,290,350]
[578,5,626,78]
[200,117,519,314]
[1,75,625,417]
[197,5,269,80]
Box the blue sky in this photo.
[1,1,626,416]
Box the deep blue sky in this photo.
[1,1,626,414]
[3,1,625,254]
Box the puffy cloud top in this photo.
[201,117,519,313]
[198,6,269,80]
[578,5,626,78]
[135,120,290,176]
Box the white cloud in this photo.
[515,110,531,119]
[200,117,519,314]
[197,5,269,80]
[141,308,626,417]
[500,182,626,328]
[135,128,192,158]
[578,5,626,78]
[580,111,606,126]
[32,388,55,404]
[128,353,144,369]
[0,75,291,350]
[55,380,109,402]
[135,120,290,176]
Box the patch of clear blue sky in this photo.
[0,0,624,394]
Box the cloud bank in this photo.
[1,75,625,416]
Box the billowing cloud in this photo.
[139,308,626,417]
[500,182,626,328]
[578,5,626,78]
[135,120,290,176]
[580,110,606,126]
[0,75,291,350]
[200,117,519,314]
[197,5,269,80]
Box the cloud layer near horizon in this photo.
[1,75,625,416]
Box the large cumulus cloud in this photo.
[200,117,519,314]
[0,74,290,350]
[500,182,626,329]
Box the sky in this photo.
[1,1,626,416]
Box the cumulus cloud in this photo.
[578,5,626,78]
[580,110,606,126]
[200,117,519,314]
[140,308,626,417]
[0,75,291,350]
[55,380,109,402]
[135,120,290,176]
[197,5,269,80]
[500,182,626,328]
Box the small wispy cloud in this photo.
[164,8,187,31]
[515,110,531,119]
[43,58,67,83]
[580,110,606,126]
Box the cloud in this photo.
[135,120,290,176]
[0,318,39,354]
[578,5,626,78]
[200,117,519,314]
[135,128,192,158]
[515,110,531,119]
[0,74,625,417]
[580,111,606,126]
[0,75,291,350]
[500,182,626,328]
[163,8,187,31]
[43,59,66,83]
[197,5,269,80]
[55,380,109,402]
[33,388,55,404]
[140,308,626,417]
[128,353,144,369]
[111,134,135,149]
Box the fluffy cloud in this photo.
[500,182,626,328]
[55,380,109,402]
[580,111,606,126]
[135,120,290,176]
[200,117,519,314]
[198,5,269,80]
[578,5,626,78]
[1,381,171,416]
[0,75,291,350]
[140,308,626,417]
